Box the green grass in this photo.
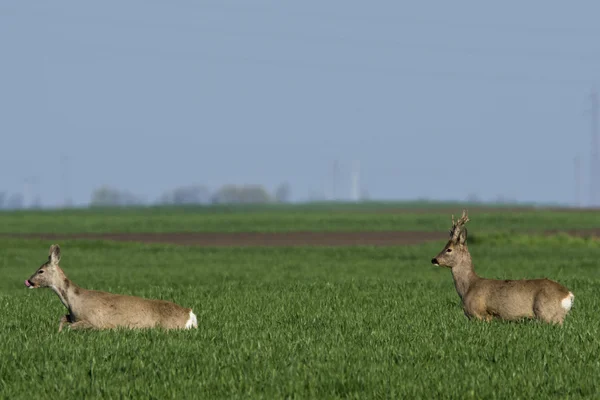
[1,236,599,398]
[0,206,598,234]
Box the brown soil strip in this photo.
[350,206,589,214]
[6,228,600,247]
[6,231,449,247]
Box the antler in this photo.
[449,209,469,241]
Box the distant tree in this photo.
[6,193,24,209]
[0,192,5,209]
[239,185,272,203]
[90,185,143,207]
[159,185,211,205]
[90,186,119,206]
[274,182,291,203]
[211,184,272,204]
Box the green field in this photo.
[2,217,600,398]
[0,204,598,234]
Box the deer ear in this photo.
[458,228,468,245]
[48,244,61,265]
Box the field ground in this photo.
[7,228,600,247]
[5,231,447,247]
[1,206,600,398]
[3,205,600,234]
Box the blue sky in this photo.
[2,1,599,206]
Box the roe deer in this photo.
[25,244,198,332]
[430,210,574,325]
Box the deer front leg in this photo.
[463,308,489,322]
[58,315,72,332]
[463,298,490,322]
[69,320,95,330]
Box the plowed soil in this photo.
[10,231,448,247]
[9,228,600,247]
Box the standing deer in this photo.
[430,210,574,325]
[25,244,198,332]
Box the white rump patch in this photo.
[185,310,198,329]
[561,292,574,311]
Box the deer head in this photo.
[431,210,471,269]
[25,244,64,289]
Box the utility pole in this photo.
[60,154,72,207]
[332,160,339,201]
[575,155,582,208]
[351,160,360,201]
[589,87,599,207]
[23,176,39,209]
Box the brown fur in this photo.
[26,244,198,332]
[431,210,574,325]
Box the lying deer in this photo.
[431,210,574,325]
[25,244,198,332]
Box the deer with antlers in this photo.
[431,210,574,325]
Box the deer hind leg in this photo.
[544,310,566,326]
[548,295,574,326]
[533,300,555,324]
[534,293,571,326]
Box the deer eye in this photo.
[38,270,44,274]
[446,249,452,253]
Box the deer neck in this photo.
[450,253,479,301]
[50,270,82,312]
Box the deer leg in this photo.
[463,301,488,322]
[538,310,565,326]
[58,314,72,332]
[69,320,95,330]
[465,310,486,321]
[472,313,488,322]
[549,311,566,326]
[533,295,567,326]
[465,305,493,322]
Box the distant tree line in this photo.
[89,183,291,207]
[0,192,27,210]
